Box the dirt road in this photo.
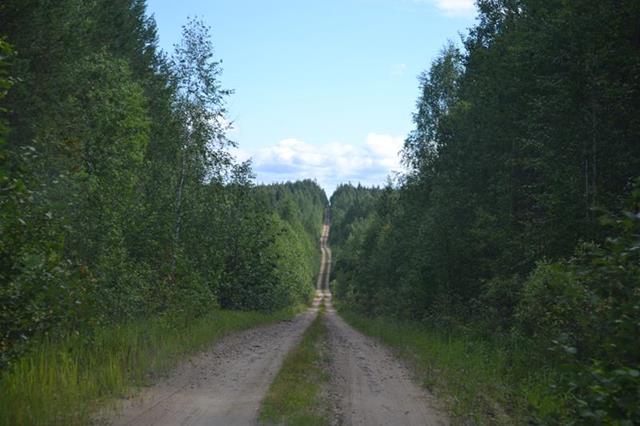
[105,294,322,426]
[323,291,448,426]
[104,213,447,425]
[317,211,447,425]
[104,219,333,426]
[316,220,331,291]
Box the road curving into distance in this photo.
[316,208,332,291]
[104,207,447,425]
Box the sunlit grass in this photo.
[336,305,570,425]
[0,306,302,426]
[259,303,329,425]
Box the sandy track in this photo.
[103,220,333,426]
[316,222,331,291]
[104,296,321,426]
[103,215,447,425]
[324,292,449,426]
[323,298,448,426]
[318,213,447,425]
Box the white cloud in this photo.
[248,133,405,195]
[435,0,475,16]
[415,0,476,17]
[229,146,250,163]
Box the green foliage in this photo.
[218,179,326,311]
[516,263,589,346]
[260,305,330,425]
[0,0,327,375]
[0,307,300,426]
[331,1,640,422]
[329,183,382,249]
[516,195,640,423]
[476,190,640,423]
[337,305,566,424]
[477,274,522,331]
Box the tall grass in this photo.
[337,306,570,425]
[0,307,301,426]
[259,304,329,425]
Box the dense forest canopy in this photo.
[0,1,327,366]
[330,0,640,423]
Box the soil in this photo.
[102,217,448,425]
[102,294,322,426]
[323,291,449,426]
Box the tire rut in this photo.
[103,297,322,426]
[323,292,449,426]
[102,212,448,425]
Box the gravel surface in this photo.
[103,295,321,426]
[323,291,449,426]
[103,218,448,425]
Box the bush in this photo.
[478,274,522,331]
[516,263,592,354]
[515,188,640,423]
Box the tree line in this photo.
[330,0,639,423]
[0,1,326,367]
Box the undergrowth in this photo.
[336,304,569,425]
[259,302,329,425]
[0,305,302,426]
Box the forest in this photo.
[0,0,327,370]
[1,0,639,425]
[330,0,640,423]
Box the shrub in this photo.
[478,274,522,331]
[516,263,592,353]
[515,185,640,423]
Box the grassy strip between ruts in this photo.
[259,302,330,425]
[0,305,304,426]
[336,304,569,425]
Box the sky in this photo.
[146,0,477,195]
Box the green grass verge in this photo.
[259,304,330,425]
[336,304,569,425]
[0,306,302,426]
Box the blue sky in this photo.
[146,0,477,195]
